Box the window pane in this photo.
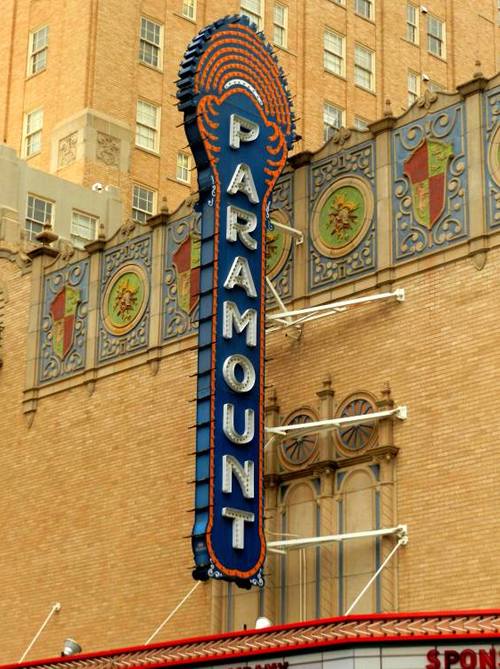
[137,101,157,128]
[132,185,155,223]
[182,0,196,19]
[355,0,372,19]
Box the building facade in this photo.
[0,63,499,663]
[0,0,498,231]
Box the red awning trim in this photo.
[5,610,500,669]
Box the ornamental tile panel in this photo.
[163,213,201,341]
[392,102,468,262]
[267,173,294,304]
[308,141,376,291]
[38,259,89,384]
[97,234,152,363]
[484,85,500,230]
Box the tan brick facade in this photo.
[1,66,500,663]
[0,0,498,225]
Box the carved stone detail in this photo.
[96,132,120,167]
[58,132,78,168]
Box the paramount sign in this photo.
[178,15,294,586]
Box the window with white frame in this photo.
[176,152,191,183]
[355,0,373,20]
[71,211,98,249]
[23,109,43,157]
[182,0,196,20]
[28,26,48,75]
[139,17,162,68]
[407,71,420,106]
[132,184,155,223]
[240,0,263,29]
[406,4,418,44]
[354,44,374,91]
[273,3,288,48]
[324,29,345,76]
[323,102,344,142]
[135,100,160,152]
[427,14,445,58]
[353,116,369,131]
[26,195,53,241]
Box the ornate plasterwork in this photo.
[97,234,152,363]
[163,213,200,341]
[96,132,120,167]
[309,142,376,291]
[58,132,78,168]
[392,102,468,262]
[267,173,294,304]
[484,85,500,229]
[38,260,89,384]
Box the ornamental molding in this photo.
[10,611,500,669]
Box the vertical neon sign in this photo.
[178,16,295,586]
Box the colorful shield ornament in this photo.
[50,285,80,360]
[102,264,149,336]
[173,233,201,314]
[404,138,453,230]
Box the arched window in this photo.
[336,467,379,614]
[280,480,319,623]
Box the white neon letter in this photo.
[223,301,257,346]
[224,256,257,297]
[229,114,260,149]
[223,403,255,444]
[223,354,256,392]
[222,454,255,498]
[222,507,255,550]
[226,205,257,250]
[227,163,259,204]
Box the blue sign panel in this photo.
[178,16,295,586]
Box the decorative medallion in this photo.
[49,286,81,360]
[487,123,500,188]
[266,217,292,280]
[279,410,319,469]
[312,176,374,259]
[102,264,149,336]
[335,395,377,455]
[172,232,200,314]
[404,139,453,230]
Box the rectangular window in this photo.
[323,102,344,142]
[240,0,263,29]
[428,15,445,58]
[324,29,345,76]
[273,4,288,48]
[406,4,418,43]
[135,100,160,152]
[354,44,374,91]
[28,26,48,75]
[26,195,53,241]
[176,152,191,183]
[353,116,369,130]
[355,0,373,20]
[408,70,420,106]
[182,0,196,20]
[132,184,155,223]
[71,211,98,249]
[23,109,43,157]
[139,17,162,68]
